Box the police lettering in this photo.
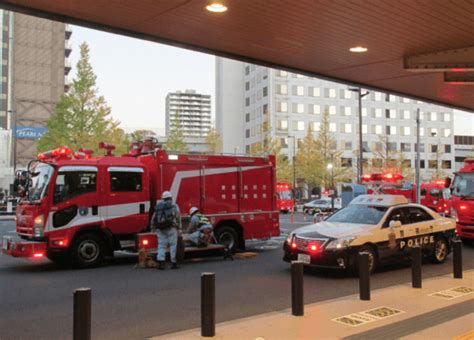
[399,235,435,249]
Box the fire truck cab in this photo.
[276,183,294,213]
[447,159,474,242]
[2,144,280,267]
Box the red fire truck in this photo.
[276,183,294,213]
[447,158,474,242]
[2,142,279,267]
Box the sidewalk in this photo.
[151,270,474,339]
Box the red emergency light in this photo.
[434,179,445,186]
[99,142,116,156]
[362,172,403,182]
[37,146,72,161]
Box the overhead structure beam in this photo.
[404,47,474,72]
[445,71,474,85]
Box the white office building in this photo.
[165,90,212,139]
[216,58,455,182]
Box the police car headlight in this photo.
[326,236,355,250]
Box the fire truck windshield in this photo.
[452,172,474,198]
[326,205,388,225]
[279,190,292,200]
[28,163,54,201]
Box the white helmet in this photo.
[162,191,172,199]
[189,207,199,216]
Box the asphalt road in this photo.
[1,214,473,340]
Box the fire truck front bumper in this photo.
[2,235,47,258]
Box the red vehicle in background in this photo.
[2,142,280,267]
[276,183,294,213]
[447,159,474,243]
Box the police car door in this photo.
[379,207,408,261]
[399,206,436,255]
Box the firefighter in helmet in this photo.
[186,207,213,247]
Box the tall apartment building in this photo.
[216,58,455,182]
[0,11,70,190]
[0,11,72,167]
[165,89,212,138]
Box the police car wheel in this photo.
[354,245,377,275]
[431,237,448,264]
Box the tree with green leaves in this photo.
[205,128,222,154]
[165,113,188,153]
[430,140,446,180]
[316,109,349,187]
[295,125,324,193]
[38,42,128,155]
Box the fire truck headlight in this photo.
[34,214,45,237]
[326,236,355,250]
[450,208,459,222]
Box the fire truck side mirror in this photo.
[444,177,451,188]
[389,220,402,229]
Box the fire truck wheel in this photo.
[71,233,105,268]
[431,237,449,264]
[215,226,239,252]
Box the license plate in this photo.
[297,253,311,264]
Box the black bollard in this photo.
[453,239,463,279]
[291,261,304,316]
[411,246,422,288]
[73,288,91,340]
[201,273,215,337]
[358,252,370,301]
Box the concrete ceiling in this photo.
[1,0,473,112]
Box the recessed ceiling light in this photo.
[206,1,228,13]
[350,46,368,53]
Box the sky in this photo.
[70,25,474,136]
[69,25,215,132]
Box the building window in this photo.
[415,143,425,152]
[329,123,337,132]
[445,145,451,153]
[245,129,250,138]
[293,121,305,131]
[277,119,288,131]
[293,85,304,96]
[245,81,250,91]
[313,122,321,131]
[342,89,352,99]
[263,104,268,114]
[429,160,438,169]
[343,123,352,133]
[362,108,368,117]
[443,113,451,122]
[344,141,352,150]
[341,158,352,167]
[386,125,397,135]
[344,107,352,116]
[326,105,336,115]
[374,92,383,101]
[277,102,288,112]
[402,126,411,136]
[278,70,288,77]
[329,88,336,98]
[431,144,438,153]
[310,87,320,97]
[403,110,410,119]
[430,112,438,121]
[372,108,382,118]
[309,104,321,114]
[280,138,288,148]
[245,65,250,75]
[292,103,305,113]
[245,97,250,106]
[401,143,411,152]
[385,109,396,119]
[429,128,438,137]
[277,84,288,95]
[442,160,451,169]
[374,125,383,134]
[402,98,410,103]
[245,113,250,122]
[263,87,268,97]
[387,142,397,151]
[443,128,451,137]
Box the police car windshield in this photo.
[325,205,388,225]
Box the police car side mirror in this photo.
[389,220,402,229]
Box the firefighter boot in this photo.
[157,261,165,270]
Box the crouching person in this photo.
[186,207,213,247]
[152,191,181,270]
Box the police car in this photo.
[283,195,456,273]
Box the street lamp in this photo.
[349,87,370,184]
[327,161,334,209]
[288,135,297,205]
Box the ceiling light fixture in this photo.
[206,0,228,13]
[350,46,368,53]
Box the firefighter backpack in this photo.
[154,200,177,229]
